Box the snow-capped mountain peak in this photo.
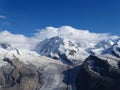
[33,26,120,65]
[0,26,120,65]
[0,26,120,90]
[35,36,63,58]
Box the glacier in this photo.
[0,26,120,90]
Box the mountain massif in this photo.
[0,26,120,90]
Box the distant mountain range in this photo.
[0,26,120,90]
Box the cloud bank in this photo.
[0,15,6,19]
[0,26,119,50]
[0,31,37,50]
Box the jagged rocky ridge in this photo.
[0,26,120,90]
[75,55,120,90]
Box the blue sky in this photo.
[0,0,120,36]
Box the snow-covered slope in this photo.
[0,26,120,90]
[0,26,120,66]
[34,26,120,65]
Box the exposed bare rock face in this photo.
[75,55,120,90]
[0,58,41,90]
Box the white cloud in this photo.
[0,15,9,26]
[34,26,118,42]
[0,31,37,50]
[0,15,6,19]
[34,26,119,49]
[34,27,58,41]
[0,26,119,50]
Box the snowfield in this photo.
[0,26,120,90]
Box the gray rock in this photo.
[75,55,120,90]
[0,58,41,90]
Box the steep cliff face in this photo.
[0,57,40,90]
[75,55,120,90]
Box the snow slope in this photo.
[0,26,120,66]
[33,26,120,66]
[0,26,120,90]
[0,45,74,90]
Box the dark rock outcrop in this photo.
[0,43,11,49]
[75,55,120,90]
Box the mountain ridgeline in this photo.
[0,26,120,90]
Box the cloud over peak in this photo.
[35,26,116,41]
[0,26,119,50]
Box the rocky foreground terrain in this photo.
[0,57,39,90]
[0,54,120,90]
[75,55,120,90]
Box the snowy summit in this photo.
[0,26,120,90]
